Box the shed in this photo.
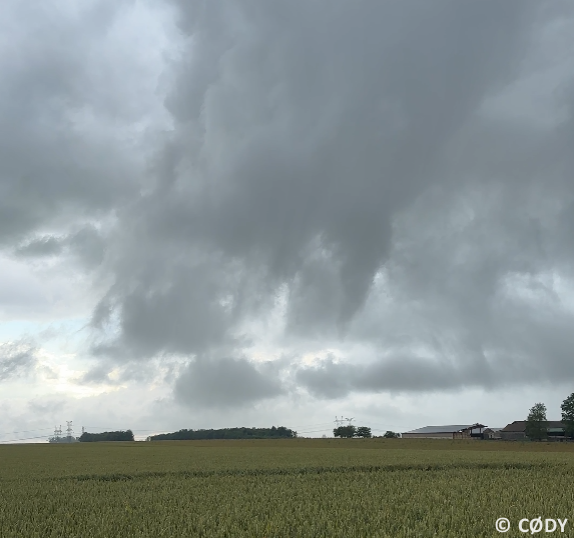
[401,424,486,439]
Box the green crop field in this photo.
[2,438,574,537]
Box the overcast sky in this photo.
[2,0,574,442]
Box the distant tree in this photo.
[525,403,547,441]
[383,431,400,439]
[355,426,372,438]
[150,426,296,441]
[561,393,574,438]
[79,430,134,442]
[333,425,357,438]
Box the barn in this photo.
[499,421,566,440]
[401,424,486,439]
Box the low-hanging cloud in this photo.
[174,356,285,408]
[90,0,574,403]
[3,0,574,408]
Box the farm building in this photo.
[499,421,566,440]
[482,427,502,440]
[401,424,486,439]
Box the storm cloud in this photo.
[174,356,285,408]
[15,225,105,267]
[2,0,574,412]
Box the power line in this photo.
[291,422,339,430]
[84,427,162,431]
[84,426,125,430]
[365,422,399,428]
[0,435,53,444]
[0,428,52,437]
[293,422,336,427]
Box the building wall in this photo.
[401,432,455,439]
[500,431,526,440]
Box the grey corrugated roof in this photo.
[403,425,475,434]
[501,421,565,432]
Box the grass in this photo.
[1,439,573,537]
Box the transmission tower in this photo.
[344,417,355,426]
[66,421,74,442]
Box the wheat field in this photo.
[1,439,574,537]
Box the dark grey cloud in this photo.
[3,0,574,408]
[78,357,176,386]
[14,236,64,258]
[14,225,105,267]
[90,259,242,359]
[174,356,285,408]
[0,340,37,381]
[97,0,562,344]
[78,363,118,386]
[296,325,574,398]
[67,226,106,267]
[83,0,574,404]
[161,0,544,329]
[0,0,153,248]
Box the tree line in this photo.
[77,424,402,442]
[149,426,297,441]
[79,430,134,442]
[525,392,574,440]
